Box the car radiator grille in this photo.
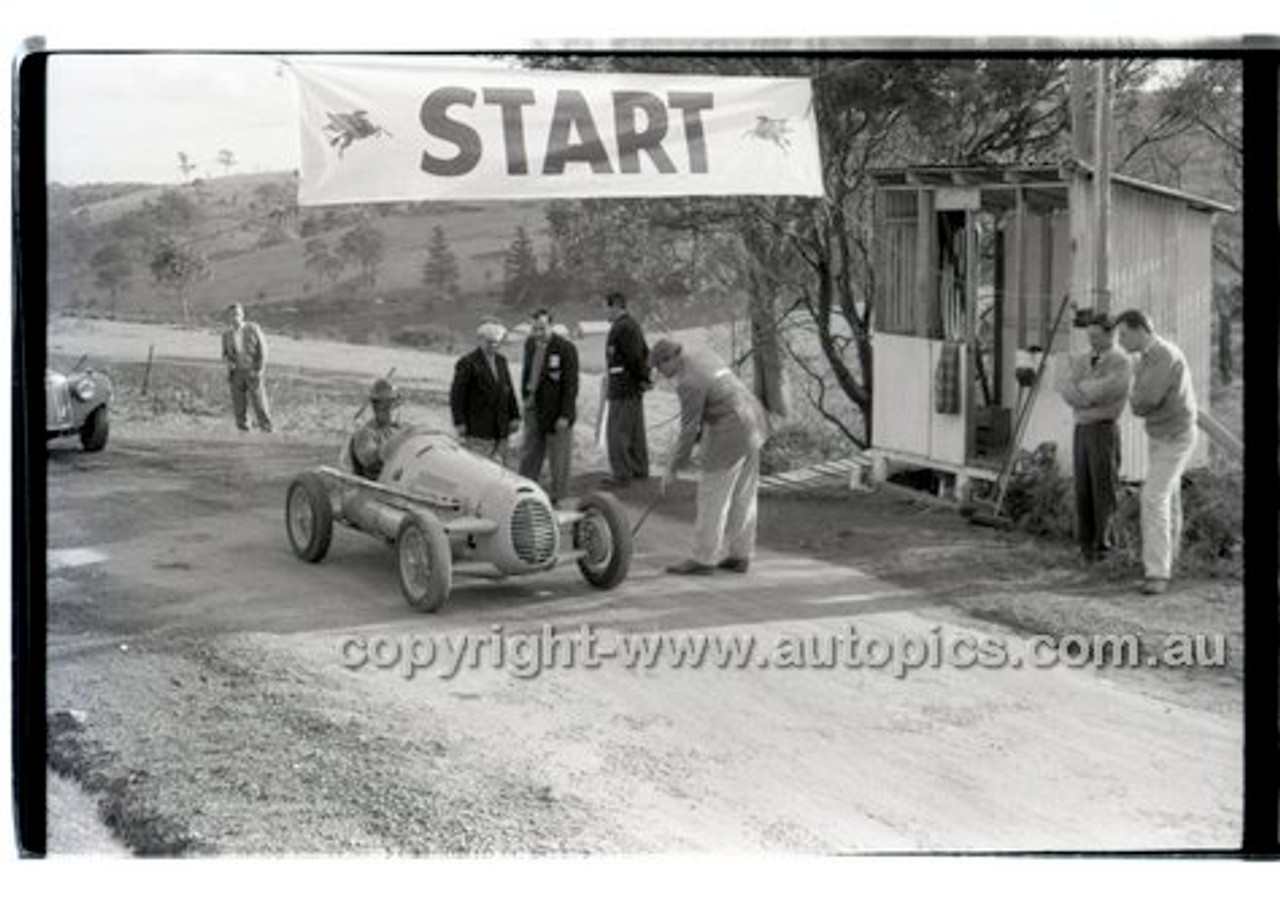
[47,386,70,427]
[510,498,556,565]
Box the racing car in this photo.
[284,427,633,612]
[46,363,112,452]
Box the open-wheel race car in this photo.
[46,363,112,452]
[284,427,633,612]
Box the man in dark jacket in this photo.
[451,320,521,464]
[603,291,650,486]
[519,308,579,504]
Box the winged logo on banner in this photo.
[323,110,393,158]
[743,116,793,153]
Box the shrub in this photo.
[392,324,456,353]
[1000,442,1075,539]
[995,441,1242,579]
[759,424,846,476]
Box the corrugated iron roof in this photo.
[869,162,1234,214]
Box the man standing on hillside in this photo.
[1057,312,1132,565]
[451,319,521,465]
[221,302,273,433]
[1114,309,1198,595]
[520,308,579,505]
[603,291,650,488]
[651,338,765,576]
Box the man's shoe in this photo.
[666,559,716,576]
[1142,578,1169,595]
[717,557,750,574]
[600,476,631,489]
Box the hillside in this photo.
[45,172,649,346]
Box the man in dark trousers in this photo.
[519,308,579,505]
[451,320,521,464]
[1056,312,1132,564]
[603,291,650,487]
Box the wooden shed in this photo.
[867,162,1230,492]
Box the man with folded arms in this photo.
[1057,312,1132,564]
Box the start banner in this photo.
[289,58,824,205]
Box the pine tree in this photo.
[421,224,460,304]
[502,226,539,310]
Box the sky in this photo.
[46,54,300,184]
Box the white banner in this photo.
[289,58,824,205]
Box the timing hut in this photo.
[867,162,1231,490]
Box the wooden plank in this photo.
[914,188,936,339]
[872,333,932,457]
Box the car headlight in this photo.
[71,378,95,402]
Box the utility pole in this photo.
[1093,60,1113,314]
[1069,60,1091,161]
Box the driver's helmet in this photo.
[369,378,402,407]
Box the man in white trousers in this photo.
[651,338,766,576]
[1114,309,1198,595]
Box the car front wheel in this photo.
[80,406,109,452]
[574,491,633,589]
[396,511,452,613]
[286,472,334,562]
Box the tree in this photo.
[177,151,196,181]
[149,237,211,323]
[216,148,237,176]
[303,237,345,287]
[532,56,1083,447]
[1113,60,1242,384]
[502,225,540,309]
[422,225,461,303]
[89,243,133,308]
[337,220,387,288]
[148,189,200,229]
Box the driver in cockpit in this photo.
[352,378,404,479]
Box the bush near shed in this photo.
[993,442,1243,579]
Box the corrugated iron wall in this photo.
[1109,184,1214,477]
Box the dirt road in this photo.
[44,425,1241,853]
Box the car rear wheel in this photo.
[286,472,333,562]
[396,511,452,613]
[574,491,632,589]
[80,406,109,452]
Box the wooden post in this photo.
[1093,59,1113,314]
[1069,60,1091,161]
[141,344,155,395]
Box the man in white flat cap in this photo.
[450,319,521,464]
[651,337,765,576]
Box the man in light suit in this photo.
[450,320,521,464]
[221,303,273,432]
[651,338,766,576]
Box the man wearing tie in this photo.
[1057,312,1132,564]
[519,309,579,505]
